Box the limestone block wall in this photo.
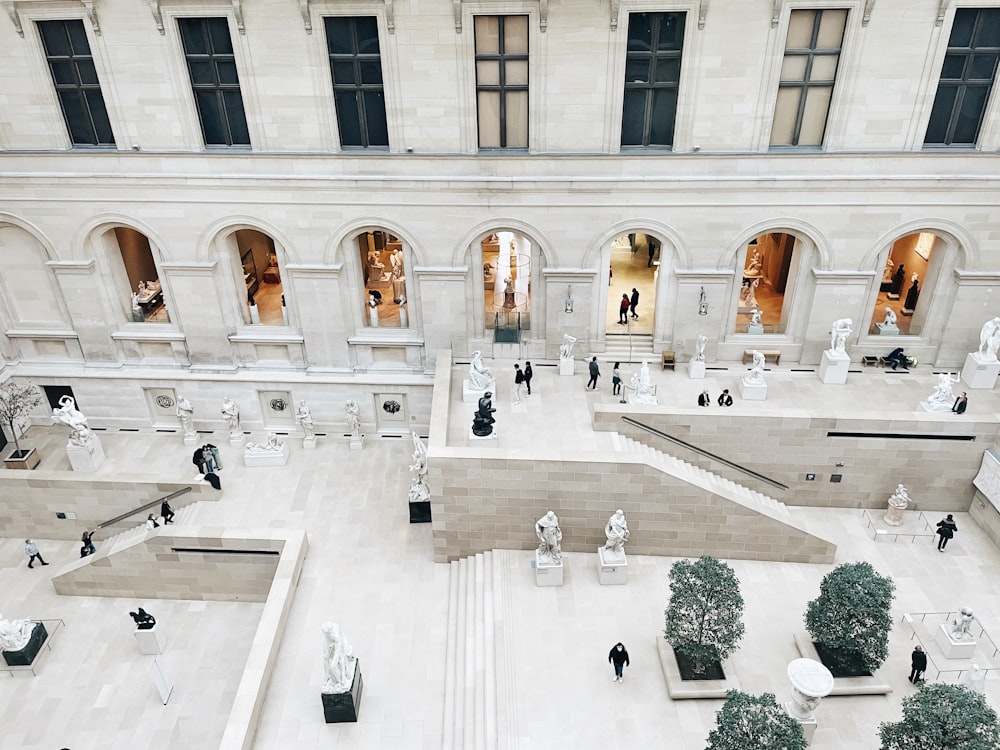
[428,453,835,564]
[0,472,219,540]
[970,493,1000,550]
[595,408,999,512]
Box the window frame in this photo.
[473,14,530,150]
[323,15,390,150]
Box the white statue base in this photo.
[877,322,899,335]
[303,436,317,450]
[936,624,976,659]
[689,361,706,379]
[349,436,363,450]
[628,391,658,406]
[534,551,563,586]
[883,502,907,526]
[559,358,575,376]
[229,432,244,447]
[920,399,953,412]
[462,379,493,403]
[739,378,767,401]
[961,352,1000,390]
[597,547,628,585]
[469,428,498,443]
[243,443,290,467]
[818,349,850,385]
[183,433,197,446]
[134,625,166,655]
[66,436,106,472]
[747,323,764,335]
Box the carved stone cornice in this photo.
[3,0,101,37]
[456,0,545,33]
[147,0,244,35]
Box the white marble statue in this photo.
[693,334,707,363]
[176,396,195,437]
[221,397,240,434]
[698,287,709,316]
[745,350,766,384]
[295,400,315,439]
[882,257,894,283]
[535,511,563,564]
[367,249,385,280]
[246,433,283,452]
[559,334,578,360]
[746,248,763,275]
[0,614,36,652]
[344,400,361,439]
[390,248,403,279]
[468,351,495,390]
[131,292,141,315]
[887,484,910,509]
[978,317,1000,361]
[321,622,358,694]
[949,608,975,641]
[603,509,630,557]
[564,285,574,313]
[881,307,897,327]
[741,278,760,307]
[928,372,961,406]
[749,307,762,327]
[830,318,853,352]
[51,395,93,447]
[409,431,428,482]
[628,361,657,405]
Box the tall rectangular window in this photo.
[474,15,528,149]
[925,8,1000,147]
[621,12,685,148]
[178,17,250,147]
[37,19,115,147]
[324,17,388,148]
[770,9,847,148]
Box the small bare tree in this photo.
[0,382,42,457]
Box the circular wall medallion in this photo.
[269,398,288,412]
[382,400,401,414]
[155,395,175,409]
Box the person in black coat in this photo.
[886,347,909,370]
[608,642,630,683]
[718,389,733,407]
[161,499,175,525]
[936,514,958,551]
[909,645,927,683]
[698,390,711,407]
[524,361,533,395]
[952,393,968,414]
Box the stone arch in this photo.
[198,216,300,266]
[324,218,427,267]
[584,219,692,270]
[860,219,976,273]
[452,218,554,269]
[722,218,831,271]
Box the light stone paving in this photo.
[1,363,999,749]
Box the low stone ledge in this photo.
[657,636,738,699]
[793,632,892,695]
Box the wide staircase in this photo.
[603,332,655,364]
[442,549,517,750]
[98,500,201,556]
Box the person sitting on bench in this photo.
[886,347,909,370]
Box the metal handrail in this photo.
[98,487,192,529]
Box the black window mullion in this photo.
[621,12,684,148]
[325,16,388,149]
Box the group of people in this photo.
[698,389,734,407]
[617,288,640,324]
[512,361,533,403]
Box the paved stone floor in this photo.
[1,361,998,749]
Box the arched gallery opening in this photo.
[869,231,941,336]
[107,227,170,323]
[734,232,799,334]
[0,225,68,327]
[230,229,285,325]
[359,230,409,328]
[481,231,531,340]
[607,232,658,331]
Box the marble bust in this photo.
[0,614,36,652]
[603,509,629,558]
[978,317,1000,361]
[535,511,563,564]
[321,622,358,694]
[949,608,975,641]
[830,318,853,352]
[468,351,495,390]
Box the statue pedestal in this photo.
[597,547,628,585]
[688,361,706,379]
[66,436,105,472]
[1,622,48,667]
[321,662,364,723]
[877,323,899,335]
[534,551,563,586]
[303,436,317,450]
[883,503,907,526]
[183,433,197,446]
[408,501,432,523]
[229,432,244,447]
[243,443,290,467]
[747,323,764,335]
[936,624,976,659]
[462,379,492,403]
[469,428,498,443]
[134,625,166,655]
[818,349,850,385]
[920,399,952,412]
[348,436,363,450]
[559,358,575,376]
[739,378,767,401]
[961,352,1000,390]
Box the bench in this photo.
[743,349,781,365]
[661,350,676,370]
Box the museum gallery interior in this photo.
[1,0,1000,747]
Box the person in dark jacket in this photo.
[698,390,711,407]
[936,514,958,551]
[886,347,909,370]
[952,392,968,414]
[618,294,630,324]
[718,389,733,407]
[587,357,601,390]
[609,642,630,683]
[909,645,927,683]
[629,288,640,319]
[80,530,96,557]
[524,361,533,395]
[161,499,175,525]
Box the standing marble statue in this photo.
[51,395,93,447]
[0,614,37,652]
[468,351,495,391]
[321,622,358,694]
[949,608,976,641]
[408,431,430,502]
[535,511,563,564]
[693,335,707,363]
[746,350,766,384]
[344,400,361,439]
[560,334,578,360]
[926,372,960,409]
[296,400,315,440]
[749,307,762,327]
[221,397,241,434]
[176,396,195,439]
[603,509,629,557]
[628,361,657,405]
[830,318,853,352]
[978,317,1000,361]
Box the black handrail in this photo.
[98,487,193,529]
[621,416,789,491]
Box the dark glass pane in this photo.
[216,60,239,85]
[335,91,363,146]
[625,58,650,84]
[363,91,389,146]
[949,9,976,47]
[355,17,380,53]
[924,85,957,143]
[656,13,685,50]
[66,19,91,55]
[207,18,233,54]
[648,88,678,145]
[969,54,998,80]
[59,90,92,144]
[196,90,226,144]
[38,21,71,56]
[626,14,652,52]
[325,18,354,54]
[941,54,966,79]
[977,10,1000,47]
[953,86,988,143]
[76,60,98,85]
[178,19,208,55]
[86,89,115,144]
[188,61,215,85]
[653,58,680,84]
[332,61,356,84]
[359,60,383,85]
[223,90,250,145]
[620,90,646,145]
[50,61,77,85]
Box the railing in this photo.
[901,612,1000,682]
[0,618,65,677]
[98,487,192,529]
[493,311,523,344]
[621,416,789,491]
[860,509,935,542]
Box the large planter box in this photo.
[3,448,40,470]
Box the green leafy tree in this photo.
[805,561,895,674]
[664,556,745,674]
[0,381,42,456]
[879,683,1000,750]
[705,690,807,750]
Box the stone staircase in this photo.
[603,332,655,364]
[99,500,201,554]
[442,549,517,750]
[609,433,792,524]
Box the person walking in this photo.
[698,390,711,407]
[587,357,601,390]
[936,514,958,551]
[80,530,96,557]
[608,642,630,683]
[630,288,640,319]
[612,362,622,396]
[161,499,176,525]
[618,294,630,324]
[25,539,48,568]
[909,645,927,684]
[524,361,533,395]
[513,364,525,404]
[718,389,733,406]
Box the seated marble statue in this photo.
[129,608,156,630]
[949,608,975,641]
[535,511,563,564]
[978,317,1000,361]
[367,250,386,280]
[603,509,629,557]
[928,372,960,405]
[830,318,853,352]
[321,622,358,694]
[880,307,897,328]
[745,350,766,384]
[559,334,578,360]
[0,614,37,652]
[51,395,93,447]
[471,392,496,436]
[888,484,910,508]
[628,361,657,404]
[468,351,495,390]
[746,249,762,275]
[247,433,284,452]
[749,307,762,327]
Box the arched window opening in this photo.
[735,232,797,334]
[607,232,659,331]
[360,231,408,328]
[234,229,285,325]
[481,231,531,334]
[115,227,169,323]
[869,232,939,336]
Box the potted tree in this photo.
[0,381,43,470]
[664,556,745,679]
[879,683,999,750]
[706,690,807,750]
[805,561,895,676]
